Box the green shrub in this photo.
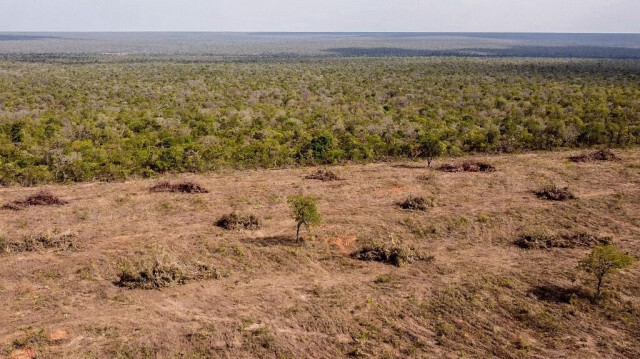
[287,194,321,242]
[579,245,636,301]
[418,132,445,167]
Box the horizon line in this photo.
[1,31,640,35]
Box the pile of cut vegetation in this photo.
[2,190,68,211]
[1,232,77,253]
[397,195,431,211]
[569,149,618,163]
[351,242,433,267]
[535,184,576,201]
[304,169,342,181]
[515,231,612,250]
[150,180,209,194]
[438,161,496,173]
[115,249,218,290]
[216,212,261,230]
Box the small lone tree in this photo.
[579,245,636,301]
[418,132,445,167]
[287,194,321,242]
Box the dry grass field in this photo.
[1,149,639,358]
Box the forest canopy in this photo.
[1,57,639,185]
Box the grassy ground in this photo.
[1,149,639,358]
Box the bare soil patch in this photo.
[328,235,357,253]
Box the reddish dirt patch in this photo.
[375,186,406,197]
[48,329,69,344]
[10,348,37,359]
[328,235,357,253]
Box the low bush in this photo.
[397,196,430,211]
[351,242,433,267]
[216,213,261,230]
[11,329,49,350]
[1,232,77,253]
[150,180,209,194]
[2,190,68,210]
[304,169,342,181]
[534,184,576,201]
[516,231,612,249]
[569,149,618,163]
[438,161,496,173]
[529,285,584,304]
[115,249,218,289]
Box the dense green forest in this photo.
[1,57,639,185]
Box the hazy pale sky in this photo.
[0,0,638,33]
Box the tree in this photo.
[418,132,445,167]
[287,194,321,242]
[579,245,636,301]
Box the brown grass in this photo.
[2,190,68,210]
[149,180,209,194]
[1,149,639,358]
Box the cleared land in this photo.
[1,149,639,358]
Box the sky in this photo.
[0,0,638,33]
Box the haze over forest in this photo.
[1,32,640,59]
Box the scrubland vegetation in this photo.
[1,57,640,185]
